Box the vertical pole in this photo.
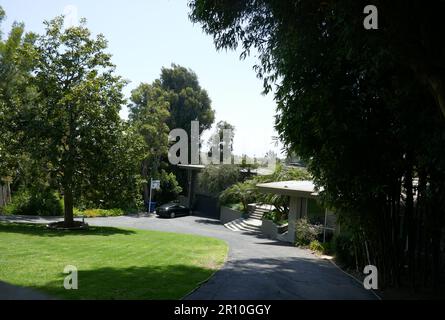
[323,208,328,243]
[288,197,299,244]
[303,198,308,217]
[148,178,153,213]
[187,169,192,208]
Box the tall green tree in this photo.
[189,0,445,290]
[0,7,36,181]
[160,64,215,135]
[189,0,445,119]
[11,17,126,226]
[80,123,146,210]
[130,65,215,203]
[371,1,445,118]
[198,164,240,195]
[128,83,171,203]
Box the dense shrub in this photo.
[295,218,322,246]
[262,210,287,225]
[155,170,183,204]
[74,124,146,213]
[3,189,63,216]
[198,165,240,195]
[333,232,356,267]
[264,164,311,182]
[219,164,312,215]
[226,202,244,212]
[75,208,124,218]
[309,240,325,253]
[321,241,334,255]
[219,181,256,212]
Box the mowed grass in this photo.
[0,222,228,299]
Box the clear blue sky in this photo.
[1,0,283,157]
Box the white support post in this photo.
[302,198,308,218]
[148,178,153,213]
[323,208,328,243]
[288,197,300,243]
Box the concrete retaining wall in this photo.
[220,206,244,224]
[261,219,289,240]
[261,219,278,239]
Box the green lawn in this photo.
[0,222,228,299]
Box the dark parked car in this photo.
[155,202,190,218]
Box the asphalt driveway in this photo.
[0,214,377,300]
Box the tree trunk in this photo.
[411,62,445,119]
[427,75,445,119]
[404,166,416,289]
[64,105,76,227]
[64,186,74,227]
[6,181,11,204]
[430,180,444,292]
[431,226,441,292]
[63,161,75,227]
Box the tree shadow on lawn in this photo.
[37,264,216,300]
[0,222,135,237]
[35,256,375,300]
[0,215,61,223]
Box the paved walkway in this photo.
[0,215,377,300]
[0,281,53,300]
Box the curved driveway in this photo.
[1,214,376,300]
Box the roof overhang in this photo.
[177,164,206,171]
[256,180,319,198]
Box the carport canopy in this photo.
[256,180,319,198]
[256,180,323,243]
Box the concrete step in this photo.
[255,205,274,210]
[252,210,270,215]
[224,218,262,233]
[251,210,268,216]
[225,223,259,233]
[238,223,260,232]
[225,221,260,232]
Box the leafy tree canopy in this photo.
[128,82,173,203]
[160,64,215,134]
[6,16,127,226]
[0,7,36,179]
[189,0,445,289]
